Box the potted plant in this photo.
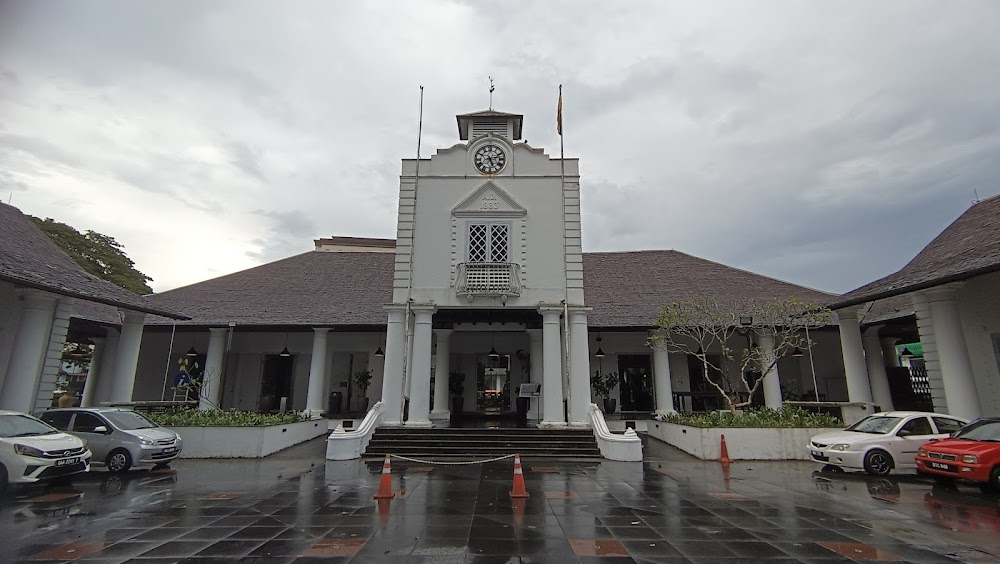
[591,370,620,414]
[449,371,466,414]
[353,369,373,412]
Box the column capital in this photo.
[16,289,58,310]
[409,303,437,314]
[312,327,331,335]
[433,328,452,338]
[923,282,965,303]
[568,310,590,324]
[209,327,229,336]
[862,324,885,336]
[834,305,863,322]
[538,304,565,315]
[118,309,146,325]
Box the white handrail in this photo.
[588,403,643,462]
[325,401,384,460]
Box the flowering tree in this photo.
[648,296,830,415]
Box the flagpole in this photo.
[557,84,571,421]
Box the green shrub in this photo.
[656,407,841,428]
[148,408,306,427]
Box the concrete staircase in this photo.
[363,427,602,460]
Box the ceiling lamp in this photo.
[185,346,198,357]
[488,331,500,359]
[791,347,804,357]
[900,347,914,360]
[595,334,606,358]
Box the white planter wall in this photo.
[647,421,841,461]
[170,419,328,459]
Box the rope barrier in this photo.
[389,453,516,466]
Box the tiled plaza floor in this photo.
[2,436,999,563]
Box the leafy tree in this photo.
[648,296,830,415]
[30,216,153,294]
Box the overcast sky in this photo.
[1,0,998,295]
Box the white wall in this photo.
[957,271,1000,416]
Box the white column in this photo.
[862,327,894,411]
[80,336,106,408]
[568,309,592,426]
[405,306,435,427]
[539,308,565,427]
[0,290,57,411]
[108,310,146,403]
[924,285,981,420]
[880,337,900,368]
[430,329,452,420]
[757,330,783,409]
[93,329,120,405]
[199,328,228,410]
[380,307,407,425]
[836,306,873,404]
[528,329,543,420]
[304,328,330,417]
[652,346,675,414]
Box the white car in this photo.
[808,411,968,476]
[0,410,92,492]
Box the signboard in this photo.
[518,383,541,398]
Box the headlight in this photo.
[14,443,45,457]
[830,444,851,451]
[962,454,978,464]
[918,449,927,457]
[138,436,155,446]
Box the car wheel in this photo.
[863,449,893,476]
[106,449,132,474]
[0,463,8,494]
[982,466,1000,494]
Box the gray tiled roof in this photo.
[584,250,836,328]
[831,194,1000,309]
[143,248,835,329]
[0,203,187,319]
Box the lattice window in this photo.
[468,222,509,263]
[469,224,488,262]
[490,225,509,262]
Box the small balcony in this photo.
[455,262,522,298]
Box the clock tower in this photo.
[379,107,591,430]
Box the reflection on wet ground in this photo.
[2,436,999,563]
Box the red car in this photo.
[915,417,1000,492]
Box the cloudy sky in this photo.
[1,0,998,294]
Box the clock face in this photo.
[474,144,506,174]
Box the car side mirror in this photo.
[897,430,912,437]
[94,425,109,434]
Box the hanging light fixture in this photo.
[595,334,606,358]
[695,346,704,356]
[488,331,500,359]
[792,347,804,357]
[374,331,385,357]
[279,333,291,357]
[900,347,914,360]
[185,346,198,357]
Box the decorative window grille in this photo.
[468,223,508,263]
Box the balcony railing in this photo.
[455,262,522,297]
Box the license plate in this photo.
[56,457,78,466]
[162,447,176,454]
[929,461,952,471]
[811,450,822,458]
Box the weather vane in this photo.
[488,76,495,110]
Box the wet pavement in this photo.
[2,436,1000,563]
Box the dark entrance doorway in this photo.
[617,354,655,411]
[260,354,294,413]
[476,353,511,415]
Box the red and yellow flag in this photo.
[556,85,563,135]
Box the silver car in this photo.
[38,408,182,473]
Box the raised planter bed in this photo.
[171,419,328,459]
[647,420,842,461]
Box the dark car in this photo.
[915,417,1000,492]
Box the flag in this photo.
[556,85,563,135]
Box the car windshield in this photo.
[846,416,902,434]
[0,414,60,438]
[953,420,1000,442]
[102,411,157,430]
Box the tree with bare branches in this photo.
[648,296,831,415]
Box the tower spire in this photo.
[488,76,495,110]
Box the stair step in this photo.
[363,426,602,460]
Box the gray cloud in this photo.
[1,0,998,294]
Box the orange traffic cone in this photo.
[510,453,529,498]
[373,454,395,499]
[719,434,732,465]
